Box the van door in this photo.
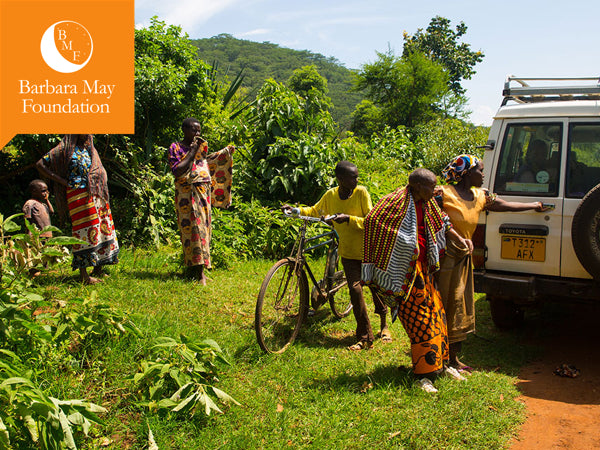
[485,120,564,276]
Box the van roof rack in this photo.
[502,76,600,105]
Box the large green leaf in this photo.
[1,213,23,233]
[210,386,241,406]
[171,391,197,413]
[0,416,10,448]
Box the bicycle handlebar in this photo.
[282,209,338,224]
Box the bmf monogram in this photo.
[41,21,93,73]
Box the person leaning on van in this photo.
[434,154,550,371]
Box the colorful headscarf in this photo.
[442,154,480,183]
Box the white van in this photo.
[474,76,600,327]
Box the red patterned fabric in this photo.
[67,188,119,269]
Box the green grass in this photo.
[33,247,540,449]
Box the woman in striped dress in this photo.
[36,134,119,284]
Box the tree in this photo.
[353,50,448,129]
[288,65,329,98]
[191,34,364,128]
[287,65,333,118]
[403,16,484,96]
[238,78,342,203]
[134,17,213,153]
[350,100,384,138]
[287,65,333,122]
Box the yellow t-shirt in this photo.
[299,185,373,260]
[440,185,487,240]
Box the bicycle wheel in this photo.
[255,258,309,353]
[327,249,352,319]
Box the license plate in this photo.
[501,235,546,262]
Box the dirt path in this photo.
[510,303,600,449]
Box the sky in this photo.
[135,0,600,126]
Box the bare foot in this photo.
[196,266,208,285]
[83,276,103,285]
[92,267,108,278]
[450,358,473,373]
[380,327,393,343]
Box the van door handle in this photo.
[541,203,555,211]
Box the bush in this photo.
[110,164,178,248]
[211,199,332,267]
[414,118,489,176]
[343,129,413,202]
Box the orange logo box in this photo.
[0,0,134,149]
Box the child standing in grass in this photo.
[282,161,390,351]
[22,179,55,277]
[22,179,54,238]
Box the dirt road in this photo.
[510,303,600,449]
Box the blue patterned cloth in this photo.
[44,145,91,189]
[442,154,480,183]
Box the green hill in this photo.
[191,34,364,129]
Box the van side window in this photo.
[493,123,562,197]
[567,123,600,198]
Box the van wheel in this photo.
[489,296,524,329]
[572,183,600,280]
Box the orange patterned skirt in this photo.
[395,260,449,375]
[175,181,211,268]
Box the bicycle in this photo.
[254,211,353,353]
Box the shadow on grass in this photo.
[296,308,357,350]
[460,297,543,376]
[33,270,83,286]
[32,267,182,285]
[120,269,182,282]
[309,364,415,393]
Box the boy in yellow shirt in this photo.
[283,161,389,350]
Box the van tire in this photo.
[571,183,600,280]
[489,296,524,329]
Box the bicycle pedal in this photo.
[310,286,327,310]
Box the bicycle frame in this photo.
[254,212,351,353]
[288,214,340,301]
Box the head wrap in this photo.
[442,154,480,183]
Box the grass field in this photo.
[33,247,540,449]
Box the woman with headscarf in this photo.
[36,134,119,284]
[168,118,234,284]
[436,154,547,370]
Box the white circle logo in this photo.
[40,21,93,73]
[536,170,550,184]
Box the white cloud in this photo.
[470,104,496,127]
[136,0,244,33]
[237,28,270,38]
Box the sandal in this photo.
[444,366,467,381]
[380,328,392,343]
[418,378,438,393]
[347,340,373,351]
